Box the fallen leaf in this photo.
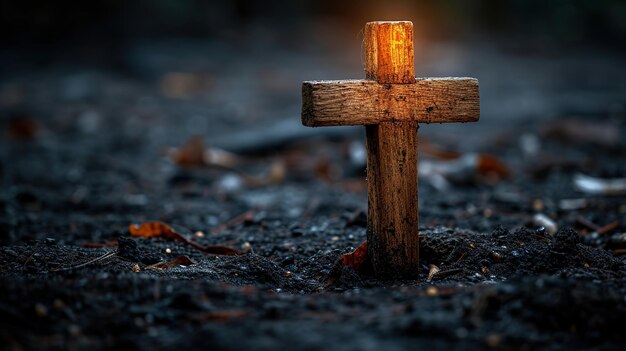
[190,309,248,322]
[244,159,286,187]
[325,241,371,286]
[419,153,509,191]
[205,146,242,169]
[7,115,39,140]
[129,222,242,256]
[477,154,509,179]
[339,241,369,272]
[146,256,196,270]
[420,139,461,160]
[169,135,206,166]
[160,72,212,98]
[168,136,242,168]
[130,221,181,240]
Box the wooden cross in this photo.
[301,21,480,278]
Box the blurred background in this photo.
[1,0,626,243]
[2,0,625,144]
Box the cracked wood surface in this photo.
[302,78,480,127]
[364,21,416,84]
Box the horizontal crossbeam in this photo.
[302,78,480,127]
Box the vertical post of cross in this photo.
[364,21,420,278]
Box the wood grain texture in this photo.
[366,122,420,278]
[299,20,480,279]
[364,21,416,84]
[364,21,419,279]
[302,78,480,127]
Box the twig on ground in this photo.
[50,250,118,272]
[596,220,620,235]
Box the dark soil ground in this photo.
[1,37,625,350]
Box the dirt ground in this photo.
[1,36,625,350]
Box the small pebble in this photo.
[241,242,252,253]
[68,325,81,337]
[165,248,172,254]
[427,264,440,282]
[53,299,64,310]
[131,264,141,273]
[194,231,205,238]
[533,213,557,235]
[34,303,47,317]
[532,198,544,211]
[282,255,295,265]
[426,286,438,296]
[134,317,145,328]
[485,334,501,347]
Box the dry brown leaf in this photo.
[244,159,286,187]
[340,241,369,272]
[160,72,211,98]
[190,309,248,322]
[7,116,39,140]
[325,241,371,286]
[169,135,206,166]
[420,153,509,191]
[168,136,242,168]
[130,222,181,240]
[129,222,242,256]
[477,154,509,179]
[420,139,461,160]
